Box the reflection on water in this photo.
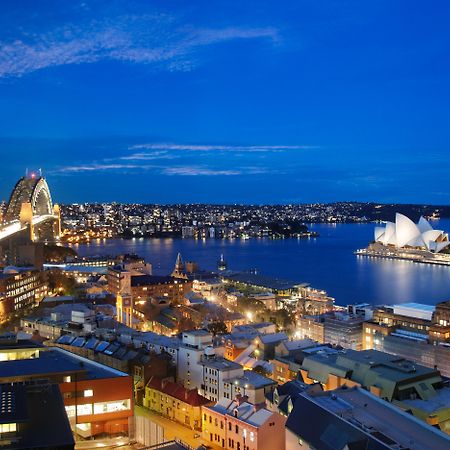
[73,220,450,306]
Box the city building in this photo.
[269,339,318,383]
[362,301,450,376]
[297,310,367,350]
[20,302,115,339]
[202,396,286,450]
[131,275,192,304]
[285,386,450,450]
[266,378,323,417]
[223,370,277,404]
[0,382,75,450]
[52,334,174,400]
[0,335,133,438]
[299,348,450,433]
[143,376,211,430]
[0,267,47,323]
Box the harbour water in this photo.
[72,219,450,307]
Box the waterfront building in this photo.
[0,335,133,438]
[299,348,450,433]
[143,376,211,431]
[223,273,303,297]
[285,386,450,450]
[0,382,75,450]
[0,267,47,322]
[374,213,449,253]
[295,285,335,316]
[248,292,277,311]
[202,396,286,450]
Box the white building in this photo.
[374,213,449,253]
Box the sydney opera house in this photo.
[374,213,449,253]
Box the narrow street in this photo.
[135,405,223,449]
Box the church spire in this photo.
[172,252,187,279]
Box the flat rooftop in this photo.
[225,272,302,290]
[312,387,450,450]
[0,346,128,380]
[0,383,74,450]
[200,357,242,371]
[232,370,276,388]
[394,303,435,313]
[206,398,273,427]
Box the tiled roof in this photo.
[146,376,210,407]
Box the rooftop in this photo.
[206,398,274,427]
[131,275,188,286]
[225,273,302,291]
[286,387,450,450]
[0,383,74,450]
[0,346,128,380]
[146,377,210,407]
[200,356,242,371]
[231,370,277,389]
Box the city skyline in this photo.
[1,1,450,204]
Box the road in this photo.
[135,405,223,449]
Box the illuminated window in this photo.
[63,376,71,383]
[84,389,93,397]
[0,423,16,433]
[93,399,130,414]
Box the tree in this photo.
[47,270,77,295]
[252,365,270,377]
[207,321,228,335]
[44,244,77,263]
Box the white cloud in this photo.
[164,167,241,176]
[0,14,278,78]
[119,151,177,161]
[128,143,315,152]
[53,163,144,173]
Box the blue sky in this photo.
[0,0,449,204]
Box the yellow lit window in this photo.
[0,423,16,433]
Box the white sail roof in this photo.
[373,213,449,253]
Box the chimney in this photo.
[253,402,264,413]
[235,394,248,406]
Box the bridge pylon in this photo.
[19,202,35,242]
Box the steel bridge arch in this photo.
[5,176,53,221]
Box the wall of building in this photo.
[60,375,133,437]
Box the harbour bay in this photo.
[73,219,450,307]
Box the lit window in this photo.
[93,399,130,414]
[84,389,93,397]
[63,376,71,383]
[0,423,17,433]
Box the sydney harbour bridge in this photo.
[0,173,61,265]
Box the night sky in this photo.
[0,1,449,204]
